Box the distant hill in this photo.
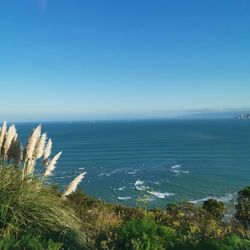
[178,110,250,119]
[236,114,250,120]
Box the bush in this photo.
[0,234,62,250]
[154,202,229,244]
[203,199,225,220]
[113,219,177,250]
[235,187,250,229]
[194,234,250,250]
[0,165,86,249]
[113,205,145,222]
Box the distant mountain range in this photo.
[178,110,250,119]
[236,114,250,120]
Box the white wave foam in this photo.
[147,191,174,199]
[172,170,189,174]
[171,165,189,174]
[135,180,144,186]
[171,164,181,169]
[127,169,140,175]
[190,193,234,204]
[117,186,126,191]
[99,168,139,177]
[78,167,85,170]
[117,196,132,200]
[135,180,150,191]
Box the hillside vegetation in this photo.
[0,122,249,249]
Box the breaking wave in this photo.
[147,191,174,199]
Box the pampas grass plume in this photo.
[62,172,86,198]
[13,137,23,164]
[25,125,41,162]
[3,125,17,156]
[43,138,52,164]
[0,121,7,152]
[44,151,62,177]
[34,133,47,160]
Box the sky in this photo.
[0,0,250,121]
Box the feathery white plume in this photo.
[43,138,52,163]
[3,125,17,156]
[7,136,16,161]
[44,151,62,177]
[25,125,41,162]
[13,137,23,164]
[62,172,86,198]
[34,133,47,160]
[25,159,36,176]
[0,121,7,152]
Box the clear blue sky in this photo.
[0,0,250,121]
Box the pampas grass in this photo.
[0,122,86,198]
[7,136,23,164]
[0,122,87,247]
[62,172,86,199]
[0,121,86,198]
[34,133,47,160]
[43,138,52,166]
[0,165,86,246]
[3,125,17,157]
[44,151,62,177]
[0,121,7,152]
[24,125,41,163]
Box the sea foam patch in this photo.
[99,168,140,177]
[190,193,235,204]
[117,196,132,201]
[171,164,181,169]
[147,191,174,199]
[113,186,127,191]
[135,180,150,191]
[170,164,189,175]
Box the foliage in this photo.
[235,186,250,229]
[67,190,122,248]
[0,122,249,249]
[113,219,177,250]
[0,234,62,250]
[202,199,226,220]
[0,165,86,249]
[192,234,250,250]
[113,204,146,222]
[153,202,229,244]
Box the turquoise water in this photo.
[16,120,250,207]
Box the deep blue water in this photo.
[16,120,250,207]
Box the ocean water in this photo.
[16,120,250,207]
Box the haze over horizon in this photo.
[1,0,250,121]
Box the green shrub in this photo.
[154,202,229,244]
[235,186,250,229]
[113,218,177,250]
[194,234,250,250]
[0,234,62,250]
[113,205,145,222]
[203,199,225,220]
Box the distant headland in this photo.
[236,114,250,120]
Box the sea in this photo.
[16,119,250,208]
